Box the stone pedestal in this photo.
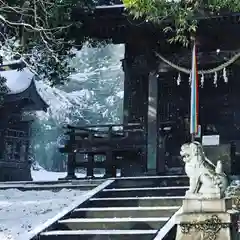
[182,198,232,213]
[175,198,238,240]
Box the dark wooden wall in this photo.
[0,103,32,181]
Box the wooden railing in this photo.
[59,123,147,179]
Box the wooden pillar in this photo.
[156,68,172,174]
[65,129,77,179]
[156,74,167,175]
[86,153,94,178]
[147,72,158,173]
[122,43,149,174]
[23,120,32,181]
[66,153,77,179]
[104,126,117,178]
[105,151,116,178]
[122,35,160,175]
[123,43,149,126]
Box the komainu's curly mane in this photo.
[180,141,228,197]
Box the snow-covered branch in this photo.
[0,0,86,86]
[0,0,72,52]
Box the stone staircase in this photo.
[35,175,189,240]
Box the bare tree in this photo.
[0,0,92,86]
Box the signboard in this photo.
[202,135,220,146]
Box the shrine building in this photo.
[0,61,48,181]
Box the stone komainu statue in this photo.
[180,141,229,198]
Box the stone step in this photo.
[40,230,158,240]
[30,177,184,239]
[97,186,188,198]
[110,175,189,188]
[87,196,184,207]
[113,175,187,180]
[58,217,169,230]
[71,206,180,218]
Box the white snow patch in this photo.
[31,168,105,181]
[31,168,73,181]
[0,188,85,240]
[1,68,34,94]
[0,165,92,239]
[116,90,124,99]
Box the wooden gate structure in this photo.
[61,2,240,177]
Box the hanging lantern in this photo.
[213,72,218,87]
[177,73,181,85]
[223,67,228,83]
[200,74,204,88]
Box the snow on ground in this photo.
[31,168,105,181]
[0,188,85,240]
[0,164,117,240]
[31,161,120,181]
[0,169,88,240]
[31,168,84,181]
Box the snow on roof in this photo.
[0,68,34,94]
